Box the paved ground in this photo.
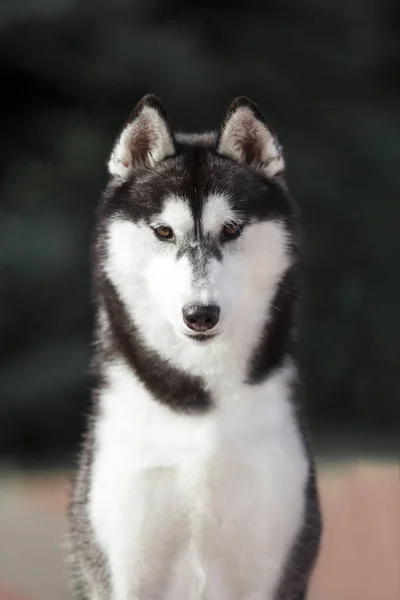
[0,460,399,600]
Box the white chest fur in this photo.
[89,362,308,600]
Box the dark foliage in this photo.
[1,0,399,458]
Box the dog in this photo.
[68,94,322,600]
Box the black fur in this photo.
[101,276,211,412]
[248,264,300,384]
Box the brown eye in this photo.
[154,226,174,240]
[221,222,242,241]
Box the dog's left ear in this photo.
[217,97,284,179]
[108,94,175,179]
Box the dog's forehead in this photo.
[157,192,234,234]
[109,147,292,226]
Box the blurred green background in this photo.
[1,0,400,462]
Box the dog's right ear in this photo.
[108,94,175,179]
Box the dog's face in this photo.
[100,96,297,350]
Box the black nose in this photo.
[182,304,220,332]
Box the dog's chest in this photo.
[89,367,308,600]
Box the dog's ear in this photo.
[108,94,175,178]
[217,97,284,179]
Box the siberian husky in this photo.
[68,95,322,600]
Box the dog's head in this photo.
[99,95,298,351]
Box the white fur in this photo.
[90,362,308,600]
[93,193,307,600]
[218,106,284,178]
[153,195,194,233]
[202,193,241,237]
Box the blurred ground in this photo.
[0,461,399,600]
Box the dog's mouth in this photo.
[184,332,218,343]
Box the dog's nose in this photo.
[182,304,220,332]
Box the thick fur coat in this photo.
[68,95,322,600]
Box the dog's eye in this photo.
[221,222,242,241]
[154,226,174,241]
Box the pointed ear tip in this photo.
[124,93,169,128]
[226,96,248,113]
[136,93,165,112]
[141,92,157,100]
[230,95,252,104]
[224,96,264,122]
